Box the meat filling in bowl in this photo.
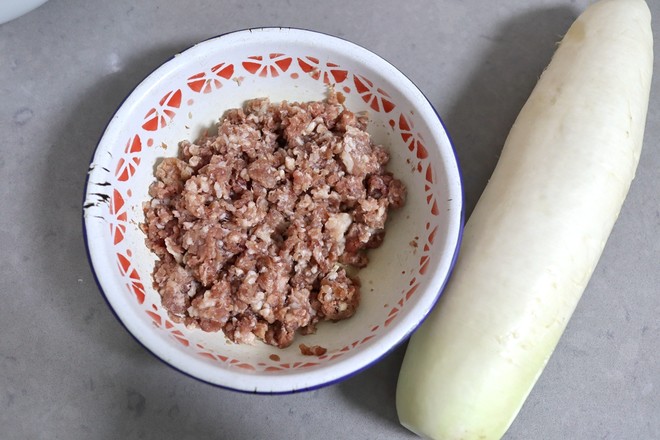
[141,92,406,348]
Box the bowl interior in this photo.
[83,28,462,392]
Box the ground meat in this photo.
[141,91,406,348]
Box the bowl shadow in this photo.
[336,4,578,430]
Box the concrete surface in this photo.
[1,0,658,439]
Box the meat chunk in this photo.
[318,269,360,320]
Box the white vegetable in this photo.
[396,1,653,439]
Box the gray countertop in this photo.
[1,1,658,439]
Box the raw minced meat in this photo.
[141,91,406,348]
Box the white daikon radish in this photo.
[396,0,653,439]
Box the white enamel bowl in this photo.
[83,28,463,393]
[0,0,48,25]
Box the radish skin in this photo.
[395,1,653,439]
